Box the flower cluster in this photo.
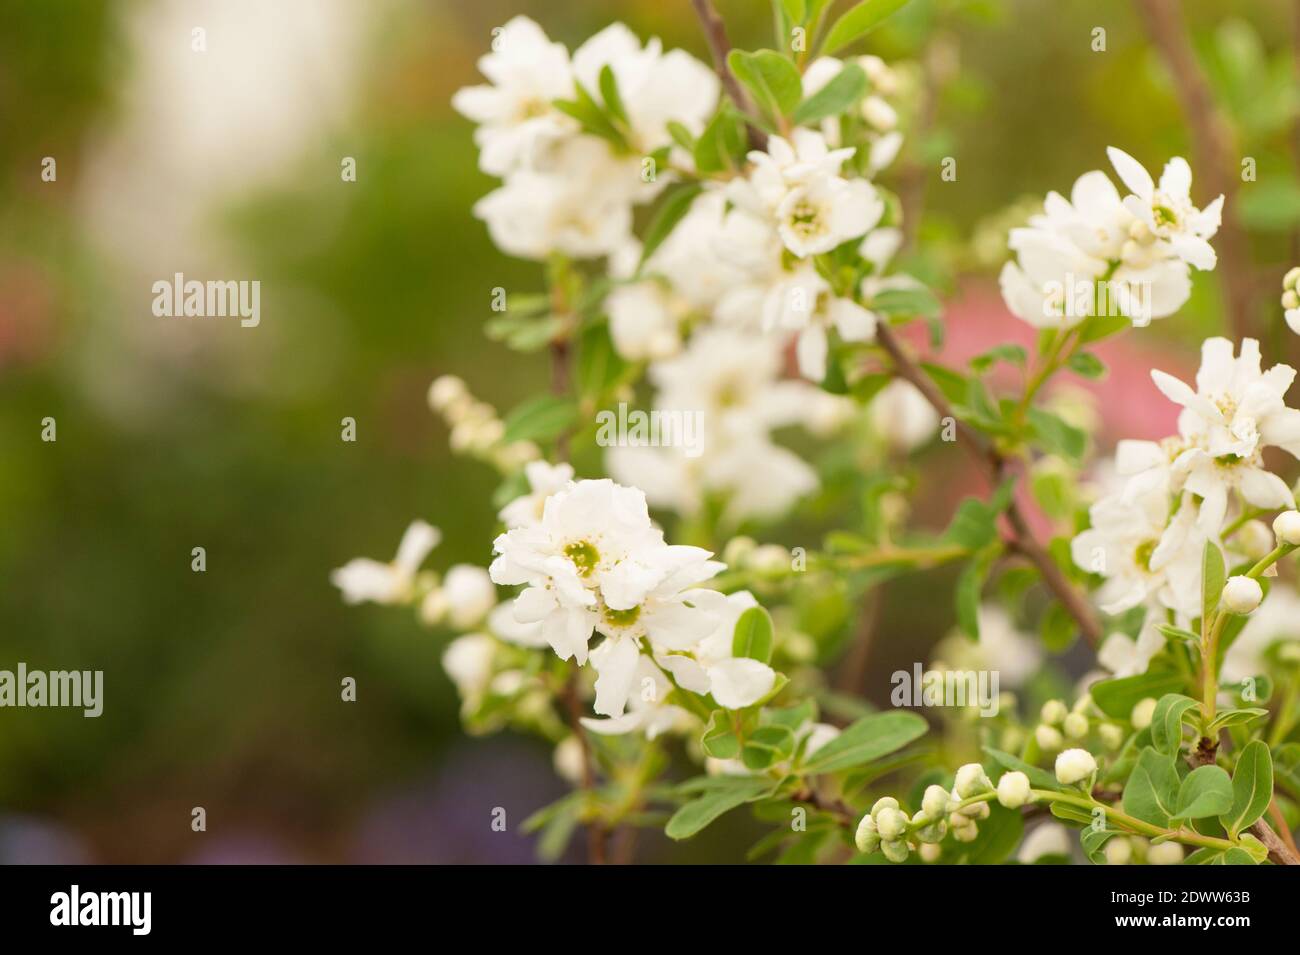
[1000,147,1222,328]
[453,18,717,261]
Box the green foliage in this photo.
[820,0,911,56]
[1220,740,1273,838]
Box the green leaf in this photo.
[801,710,927,774]
[1155,623,1199,645]
[1171,765,1233,820]
[732,606,775,664]
[1091,669,1188,720]
[1081,826,1119,864]
[501,395,579,444]
[1205,707,1268,735]
[1027,407,1086,463]
[941,479,1015,550]
[1122,746,1180,827]
[701,710,741,759]
[821,0,910,56]
[693,108,747,174]
[781,0,807,23]
[637,183,703,269]
[1039,601,1076,652]
[665,777,773,840]
[1220,739,1273,838]
[962,804,1023,864]
[792,62,867,125]
[726,49,802,121]
[577,323,630,402]
[870,286,942,319]
[1067,351,1106,379]
[955,542,1001,639]
[741,725,796,771]
[597,65,629,125]
[1202,541,1226,623]
[1149,693,1200,755]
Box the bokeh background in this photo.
[3,0,1299,863]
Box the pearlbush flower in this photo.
[1055,748,1097,786]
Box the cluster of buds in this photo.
[428,375,539,471]
[1033,696,1123,752]
[1102,834,1185,866]
[855,764,1035,863]
[1283,267,1300,335]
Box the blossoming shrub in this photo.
[335,1,1300,865]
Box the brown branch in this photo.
[873,320,1103,648]
[689,0,768,150]
[1133,0,1253,340]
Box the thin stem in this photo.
[689,0,768,149]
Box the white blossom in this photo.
[331,520,440,605]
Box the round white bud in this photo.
[870,796,899,818]
[1273,510,1300,547]
[1063,712,1089,739]
[921,784,950,819]
[1285,266,1300,291]
[1040,699,1068,725]
[1130,697,1157,730]
[1146,841,1184,865]
[951,820,979,842]
[1035,724,1063,751]
[854,813,880,853]
[954,763,992,799]
[880,839,910,863]
[1222,575,1263,615]
[428,375,467,413]
[1055,748,1098,786]
[1104,837,1132,865]
[1099,723,1124,750]
[996,771,1031,809]
[1237,519,1274,559]
[919,842,942,863]
[875,807,908,841]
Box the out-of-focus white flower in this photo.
[439,565,497,628]
[1147,841,1184,865]
[775,176,883,258]
[1130,696,1157,730]
[1151,338,1300,532]
[571,22,718,151]
[1018,822,1071,862]
[331,520,440,605]
[553,735,587,783]
[1104,837,1133,865]
[442,633,496,702]
[870,380,940,451]
[1097,614,1166,678]
[499,461,575,529]
[451,16,575,176]
[580,656,693,738]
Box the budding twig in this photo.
[688,0,768,150]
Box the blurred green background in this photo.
[2,0,1298,862]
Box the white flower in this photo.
[870,380,940,451]
[486,601,547,648]
[553,735,587,783]
[1054,748,1097,785]
[1151,338,1300,532]
[442,633,496,702]
[580,655,693,738]
[499,461,575,529]
[490,479,719,669]
[1222,575,1263,615]
[775,175,883,258]
[1107,147,1223,271]
[451,17,575,176]
[654,591,777,709]
[1035,724,1063,751]
[1274,510,1300,546]
[439,565,497,628]
[728,130,856,217]
[1063,712,1089,739]
[1070,486,1204,618]
[996,771,1031,809]
[1018,822,1070,863]
[571,23,718,151]
[331,520,440,605]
